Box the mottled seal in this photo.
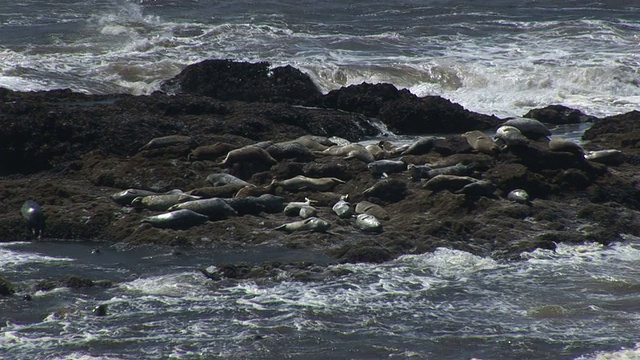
[216,145,278,167]
[320,144,375,163]
[141,209,209,229]
[221,197,266,216]
[281,135,332,151]
[584,149,625,165]
[548,137,584,155]
[168,198,237,220]
[355,214,383,233]
[362,179,408,202]
[110,189,160,206]
[298,205,318,219]
[423,175,478,193]
[425,162,474,178]
[131,194,202,211]
[284,198,318,216]
[367,160,407,176]
[507,189,530,204]
[274,217,331,233]
[503,117,551,139]
[234,180,277,198]
[332,195,353,218]
[401,137,437,156]
[354,201,389,220]
[267,142,315,161]
[206,173,253,187]
[462,130,499,155]
[454,180,497,198]
[188,143,236,161]
[21,200,45,239]
[277,175,345,192]
[254,194,286,213]
[138,135,197,152]
[408,164,433,181]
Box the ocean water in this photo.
[2,1,640,359]
[1,0,639,118]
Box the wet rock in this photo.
[524,105,598,124]
[0,276,16,296]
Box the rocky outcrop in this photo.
[524,105,598,124]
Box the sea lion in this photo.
[332,195,353,218]
[168,198,237,220]
[494,125,528,147]
[423,175,478,193]
[138,135,197,152]
[367,160,407,176]
[503,117,551,139]
[274,217,331,233]
[584,149,625,165]
[320,144,375,163]
[110,189,160,206]
[216,145,278,167]
[21,200,45,239]
[548,137,584,155]
[277,175,345,192]
[401,137,437,155]
[131,194,202,211]
[354,201,389,220]
[188,143,236,161]
[141,209,209,229]
[507,189,530,204]
[206,173,253,187]
[355,214,383,233]
[462,131,499,155]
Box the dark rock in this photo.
[0,276,16,296]
[524,105,598,124]
[319,82,406,117]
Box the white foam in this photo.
[0,246,73,270]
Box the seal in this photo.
[21,200,45,239]
[355,213,383,233]
[332,195,353,218]
[378,140,410,156]
[277,175,345,192]
[266,142,315,161]
[401,137,437,156]
[206,173,253,187]
[494,125,528,147]
[168,198,238,220]
[367,160,407,176]
[425,162,474,179]
[141,209,209,229]
[454,180,497,198]
[254,194,286,213]
[423,175,478,193]
[221,197,266,216]
[548,137,584,155]
[461,131,499,155]
[408,164,433,181]
[298,205,318,219]
[234,180,277,198]
[507,189,530,204]
[284,198,318,216]
[362,179,408,202]
[503,117,551,139]
[354,201,389,220]
[110,189,160,206]
[274,217,331,233]
[280,135,332,151]
[319,144,375,163]
[365,144,388,160]
[131,194,202,211]
[188,143,236,161]
[584,149,625,165]
[216,145,278,167]
[188,185,246,199]
[138,135,197,152]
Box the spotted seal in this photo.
[365,144,388,160]
[425,162,474,178]
[277,175,345,192]
[215,145,278,167]
[355,213,383,233]
[221,197,266,216]
[507,189,530,204]
[168,198,237,220]
[494,125,528,147]
[284,198,318,216]
[548,137,584,155]
[188,185,246,199]
[584,149,625,165]
[111,189,160,206]
[423,175,478,193]
[267,142,315,161]
[141,209,209,229]
[401,137,437,156]
[408,164,433,181]
[462,130,499,155]
[274,217,331,233]
[332,195,353,218]
[21,200,45,239]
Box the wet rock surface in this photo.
[2,59,640,277]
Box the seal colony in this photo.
[3,59,640,266]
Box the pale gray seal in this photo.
[216,145,278,167]
[188,143,236,161]
[274,217,331,233]
[507,189,530,204]
[401,137,437,155]
[332,195,353,218]
[503,117,551,139]
[138,135,197,152]
[494,125,528,147]
[548,137,584,155]
[141,209,209,229]
[207,173,253,187]
[365,144,388,160]
[354,201,389,220]
[284,198,317,216]
[188,185,246,199]
[277,175,345,192]
[367,160,407,176]
[423,175,478,192]
[110,189,160,206]
[131,194,202,211]
[584,149,625,165]
[168,198,237,220]
[319,144,375,163]
[280,135,332,151]
[21,200,45,239]
[355,214,383,233]
[298,205,318,219]
[462,131,499,155]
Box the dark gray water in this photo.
[1,0,639,117]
